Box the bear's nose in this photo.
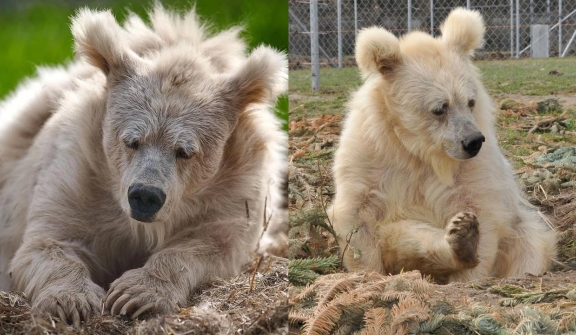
[462,132,485,157]
[128,184,166,222]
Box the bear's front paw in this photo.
[33,281,105,327]
[445,212,480,268]
[105,268,179,319]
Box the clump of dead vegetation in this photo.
[289,270,576,334]
[0,256,288,335]
[288,97,576,334]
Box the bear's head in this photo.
[355,8,488,180]
[72,9,286,223]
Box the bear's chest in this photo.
[373,166,478,226]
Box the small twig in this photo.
[528,111,568,134]
[551,259,575,269]
[249,255,264,292]
[316,160,334,231]
[538,184,548,200]
[245,200,250,219]
[339,229,356,269]
[165,323,177,335]
[262,196,271,232]
[254,196,269,254]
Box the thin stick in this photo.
[249,255,264,292]
[339,229,355,269]
[316,160,334,230]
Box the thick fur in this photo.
[332,8,556,284]
[0,6,287,325]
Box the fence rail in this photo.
[289,0,576,89]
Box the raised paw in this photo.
[33,282,105,327]
[445,212,480,268]
[105,268,179,319]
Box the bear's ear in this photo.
[226,45,287,114]
[441,8,485,57]
[355,27,402,79]
[71,8,140,76]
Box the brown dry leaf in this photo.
[292,149,306,161]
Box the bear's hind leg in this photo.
[492,212,556,278]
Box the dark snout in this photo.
[128,183,166,222]
[462,132,485,158]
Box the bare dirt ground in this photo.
[0,255,288,335]
[288,92,576,334]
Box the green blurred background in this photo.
[0,0,288,126]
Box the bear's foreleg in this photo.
[374,212,480,282]
[10,237,106,327]
[104,218,254,319]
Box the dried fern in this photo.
[386,297,430,334]
[361,307,388,335]
[289,256,340,285]
[500,288,572,306]
[489,284,527,296]
[290,267,320,286]
[290,270,576,335]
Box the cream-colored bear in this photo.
[332,8,556,284]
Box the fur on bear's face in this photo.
[72,9,285,223]
[355,8,487,162]
[102,51,232,222]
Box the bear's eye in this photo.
[176,148,194,160]
[125,140,140,150]
[432,102,448,116]
[468,99,476,108]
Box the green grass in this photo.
[476,58,576,96]
[290,58,576,119]
[0,0,288,124]
[289,67,361,118]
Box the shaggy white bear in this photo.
[0,6,287,326]
[332,8,556,284]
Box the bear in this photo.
[331,7,556,284]
[0,6,287,326]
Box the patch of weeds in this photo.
[289,256,340,286]
[298,149,334,163]
[489,284,527,296]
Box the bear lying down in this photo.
[0,6,287,326]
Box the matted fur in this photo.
[0,5,287,325]
[332,8,556,284]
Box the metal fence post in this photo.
[337,0,342,68]
[516,0,520,58]
[408,0,412,32]
[310,0,319,91]
[354,0,358,37]
[430,0,434,36]
[467,0,471,9]
[559,0,563,56]
[510,0,514,58]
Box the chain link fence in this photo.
[289,0,576,74]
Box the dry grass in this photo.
[0,256,288,335]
